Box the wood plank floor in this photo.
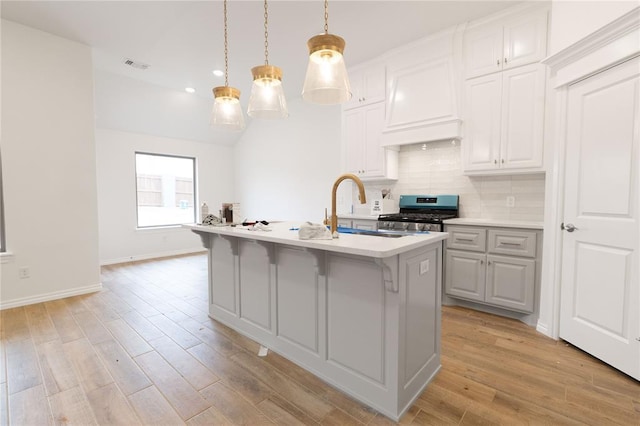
[0,253,638,425]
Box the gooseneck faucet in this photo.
[331,173,367,238]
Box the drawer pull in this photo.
[456,237,475,242]
[500,242,522,246]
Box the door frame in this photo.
[538,9,639,339]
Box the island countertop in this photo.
[185,222,447,258]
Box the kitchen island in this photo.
[186,222,447,421]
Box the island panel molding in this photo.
[187,223,447,420]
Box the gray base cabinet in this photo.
[444,225,541,313]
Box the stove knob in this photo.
[416,223,425,232]
[401,222,409,231]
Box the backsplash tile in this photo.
[353,140,545,222]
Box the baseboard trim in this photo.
[0,283,103,310]
[536,320,552,338]
[100,248,206,266]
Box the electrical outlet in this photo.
[19,267,30,279]
[420,259,430,275]
[506,196,516,208]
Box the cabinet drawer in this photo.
[446,227,486,252]
[488,229,537,257]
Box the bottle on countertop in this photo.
[200,202,209,222]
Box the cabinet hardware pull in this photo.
[504,57,508,63]
[497,59,500,65]
[501,159,505,164]
[500,242,521,246]
[488,261,491,265]
[456,238,475,242]
[494,159,498,164]
[480,260,484,265]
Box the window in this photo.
[135,152,196,228]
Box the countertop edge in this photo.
[184,224,447,258]
[443,218,544,230]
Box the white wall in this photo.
[1,20,101,308]
[549,1,638,54]
[234,98,342,223]
[95,129,234,264]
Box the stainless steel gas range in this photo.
[377,195,459,233]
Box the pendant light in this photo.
[211,0,245,130]
[247,0,288,119]
[301,0,351,105]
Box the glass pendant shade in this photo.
[247,65,288,119]
[211,86,245,131]
[302,34,352,105]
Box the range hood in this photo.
[380,26,463,147]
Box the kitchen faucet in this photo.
[331,173,367,238]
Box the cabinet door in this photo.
[485,254,535,313]
[464,25,503,79]
[500,63,545,170]
[462,73,502,172]
[362,103,385,177]
[352,219,377,231]
[343,108,364,174]
[503,9,548,71]
[445,250,486,302]
[344,64,386,109]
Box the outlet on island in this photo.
[506,196,516,208]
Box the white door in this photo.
[560,57,640,380]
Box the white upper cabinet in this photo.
[344,63,386,110]
[464,7,548,79]
[343,102,398,180]
[462,4,549,175]
[463,63,546,173]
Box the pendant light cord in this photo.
[223,0,229,87]
[324,0,329,34]
[263,0,269,65]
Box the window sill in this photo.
[0,251,15,264]
[135,225,189,232]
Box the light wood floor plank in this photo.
[147,335,219,391]
[24,303,58,345]
[121,310,164,341]
[199,381,275,425]
[48,386,97,425]
[62,338,113,394]
[188,343,272,405]
[94,339,151,396]
[128,384,184,425]
[8,385,53,425]
[5,338,41,395]
[135,350,210,420]
[44,300,84,343]
[231,350,334,422]
[186,406,234,425]
[0,382,7,426]
[0,309,30,342]
[37,339,79,396]
[72,311,112,345]
[179,317,241,357]
[104,318,153,357]
[86,382,141,425]
[146,314,201,349]
[256,394,317,426]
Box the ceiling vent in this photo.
[123,58,150,70]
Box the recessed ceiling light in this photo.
[212,70,224,77]
[185,87,196,93]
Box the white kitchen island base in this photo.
[188,223,446,421]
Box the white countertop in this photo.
[338,214,382,220]
[185,222,447,258]
[443,218,544,230]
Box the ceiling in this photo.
[1,0,520,105]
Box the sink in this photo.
[337,227,407,238]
